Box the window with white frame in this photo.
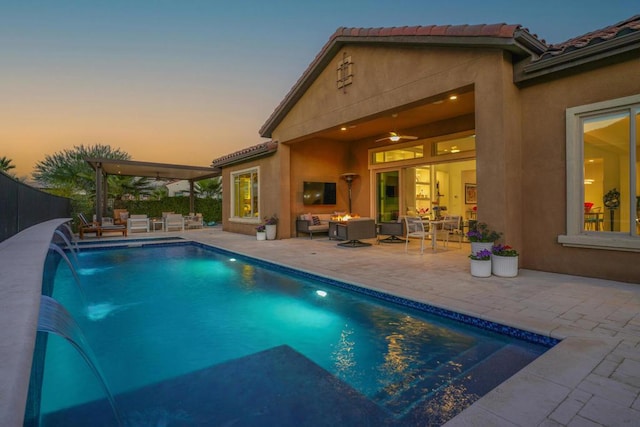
[231,167,259,220]
[559,94,639,251]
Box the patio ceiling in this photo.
[284,88,475,144]
[85,158,221,181]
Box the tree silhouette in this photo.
[33,144,130,196]
[0,156,16,173]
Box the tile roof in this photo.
[331,23,522,39]
[211,140,278,168]
[537,14,640,61]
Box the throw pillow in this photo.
[312,216,321,226]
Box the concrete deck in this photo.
[2,225,639,426]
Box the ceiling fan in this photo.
[375,113,418,142]
[375,131,418,143]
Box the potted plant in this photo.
[263,214,278,240]
[491,243,519,277]
[469,249,492,277]
[256,224,267,241]
[466,222,502,255]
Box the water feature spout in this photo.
[53,229,79,268]
[48,243,87,304]
[37,295,123,426]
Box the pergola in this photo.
[86,158,220,223]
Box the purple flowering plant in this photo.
[466,222,501,242]
[469,249,492,261]
[491,244,519,257]
[263,214,278,225]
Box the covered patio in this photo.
[85,158,220,223]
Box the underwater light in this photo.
[316,290,327,297]
[229,258,236,262]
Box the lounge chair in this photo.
[185,213,204,229]
[335,218,376,247]
[113,209,129,225]
[127,214,150,233]
[165,214,185,231]
[78,213,127,239]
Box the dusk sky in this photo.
[2,1,637,179]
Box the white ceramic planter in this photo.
[256,231,267,241]
[471,241,493,255]
[470,259,492,277]
[265,224,277,240]
[492,255,519,277]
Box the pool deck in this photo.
[186,227,640,426]
[2,225,639,426]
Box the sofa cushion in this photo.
[312,215,321,225]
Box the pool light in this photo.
[229,258,236,262]
[316,290,328,297]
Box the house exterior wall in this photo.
[221,36,639,283]
[273,45,497,142]
[519,57,640,282]
[221,152,283,236]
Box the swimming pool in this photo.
[34,242,556,426]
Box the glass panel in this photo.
[403,166,431,217]
[583,112,629,232]
[435,134,476,156]
[376,171,399,222]
[372,145,423,164]
[233,170,258,218]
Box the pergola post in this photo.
[95,162,103,224]
[189,180,195,213]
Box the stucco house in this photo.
[211,15,640,283]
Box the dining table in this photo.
[421,218,446,250]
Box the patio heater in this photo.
[340,173,359,214]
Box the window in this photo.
[372,144,424,164]
[231,167,259,221]
[559,95,639,251]
[434,134,476,156]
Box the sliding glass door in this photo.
[376,170,399,222]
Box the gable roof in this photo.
[259,23,547,138]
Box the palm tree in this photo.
[0,156,16,173]
[197,177,222,199]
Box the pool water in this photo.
[37,243,553,426]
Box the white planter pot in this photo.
[492,255,519,277]
[256,231,266,241]
[471,241,493,255]
[265,224,277,240]
[470,259,492,277]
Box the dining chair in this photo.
[404,216,428,254]
[441,215,463,248]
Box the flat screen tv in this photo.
[303,181,336,205]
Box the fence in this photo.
[0,172,71,242]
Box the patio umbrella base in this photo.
[378,235,406,244]
[338,240,372,248]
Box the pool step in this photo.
[399,342,545,425]
[374,340,504,415]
